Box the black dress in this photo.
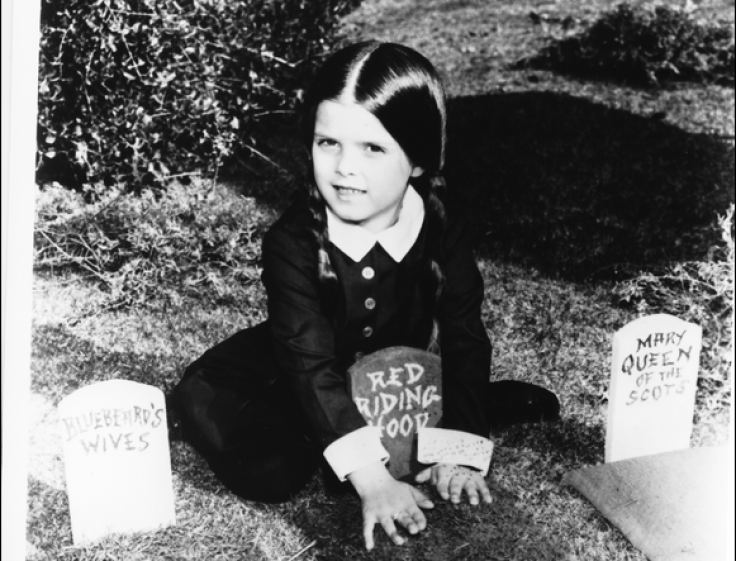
[171,199,495,502]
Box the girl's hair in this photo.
[301,41,448,352]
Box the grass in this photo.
[28,267,649,560]
[27,0,733,560]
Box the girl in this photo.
[169,41,559,551]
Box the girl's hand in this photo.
[415,463,493,506]
[348,462,435,551]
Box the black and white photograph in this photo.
[3,0,734,559]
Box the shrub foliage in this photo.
[34,181,274,311]
[37,0,360,190]
[521,2,735,87]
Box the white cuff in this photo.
[323,426,390,482]
[417,427,494,476]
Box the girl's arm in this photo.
[261,214,368,448]
[437,217,493,438]
[415,217,495,504]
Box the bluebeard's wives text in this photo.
[60,403,165,453]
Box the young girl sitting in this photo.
[170,40,559,551]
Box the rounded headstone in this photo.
[348,347,442,480]
[606,314,702,463]
[58,380,176,544]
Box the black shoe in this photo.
[487,380,560,427]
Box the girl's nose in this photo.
[335,149,357,176]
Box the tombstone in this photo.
[58,380,176,545]
[348,347,443,480]
[605,314,702,463]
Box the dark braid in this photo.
[306,181,338,286]
[418,172,448,354]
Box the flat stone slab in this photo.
[348,347,442,480]
[564,446,730,561]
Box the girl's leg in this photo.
[170,322,321,503]
[194,376,321,503]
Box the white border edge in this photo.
[2,0,41,559]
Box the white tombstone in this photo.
[605,314,702,463]
[58,380,176,545]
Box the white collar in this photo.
[326,186,425,263]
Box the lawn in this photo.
[26,0,733,560]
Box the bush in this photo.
[614,205,733,443]
[37,0,361,191]
[34,181,275,312]
[520,2,735,87]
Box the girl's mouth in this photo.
[334,185,366,195]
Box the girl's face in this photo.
[312,99,424,234]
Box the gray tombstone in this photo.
[606,314,702,463]
[348,347,442,480]
[58,380,176,545]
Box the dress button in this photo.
[362,326,373,338]
[364,297,376,310]
[362,267,375,280]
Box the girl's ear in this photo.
[410,166,425,178]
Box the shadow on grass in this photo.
[445,91,734,279]
[286,479,568,561]
[495,418,606,469]
[229,91,733,280]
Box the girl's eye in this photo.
[316,138,338,148]
[365,144,385,154]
